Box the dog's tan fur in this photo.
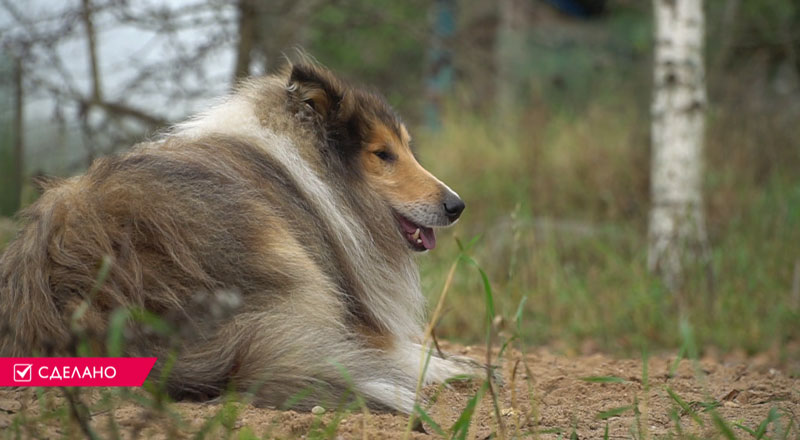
[0,62,474,411]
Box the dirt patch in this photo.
[1,343,798,439]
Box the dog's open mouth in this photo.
[395,214,436,251]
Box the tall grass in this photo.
[417,90,800,356]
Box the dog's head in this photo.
[286,63,464,251]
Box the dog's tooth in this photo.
[412,228,420,240]
[416,238,422,244]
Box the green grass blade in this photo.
[444,374,475,384]
[669,407,685,436]
[697,400,722,412]
[679,319,699,361]
[669,345,687,378]
[711,410,738,440]
[779,414,793,440]
[514,295,528,333]
[755,407,780,439]
[596,405,634,420]
[462,255,496,324]
[236,427,259,440]
[641,349,649,392]
[450,381,487,440]
[580,376,627,384]
[414,404,444,436]
[497,335,518,359]
[665,387,703,426]
[734,423,757,436]
[87,255,113,298]
[106,308,130,357]
[130,308,174,335]
[455,235,482,253]
[280,386,315,410]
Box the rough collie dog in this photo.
[0,62,479,412]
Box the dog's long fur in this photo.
[0,62,475,411]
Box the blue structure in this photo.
[542,0,606,18]
[425,0,455,130]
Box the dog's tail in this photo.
[0,177,106,355]
[0,174,141,356]
[1,179,71,354]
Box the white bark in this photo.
[648,0,709,291]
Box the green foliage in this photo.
[0,122,20,217]
[732,0,799,53]
[306,0,428,117]
[0,55,20,217]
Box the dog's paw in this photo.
[357,380,417,414]
[427,354,504,387]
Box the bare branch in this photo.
[89,99,169,127]
[25,75,168,128]
[80,0,103,101]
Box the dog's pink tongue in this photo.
[420,226,436,250]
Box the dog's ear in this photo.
[287,63,345,120]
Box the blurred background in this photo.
[0,0,798,362]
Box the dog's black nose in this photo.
[443,195,465,221]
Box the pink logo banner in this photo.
[0,358,157,387]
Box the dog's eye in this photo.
[374,150,395,162]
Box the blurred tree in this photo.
[0,56,23,217]
[306,0,427,116]
[232,0,257,82]
[494,0,514,117]
[648,0,710,292]
[730,0,798,68]
[234,0,324,80]
[0,0,237,174]
[424,0,455,129]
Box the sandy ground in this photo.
[1,342,798,439]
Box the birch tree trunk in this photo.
[648,0,709,291]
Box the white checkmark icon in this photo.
[14,364,32,380]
